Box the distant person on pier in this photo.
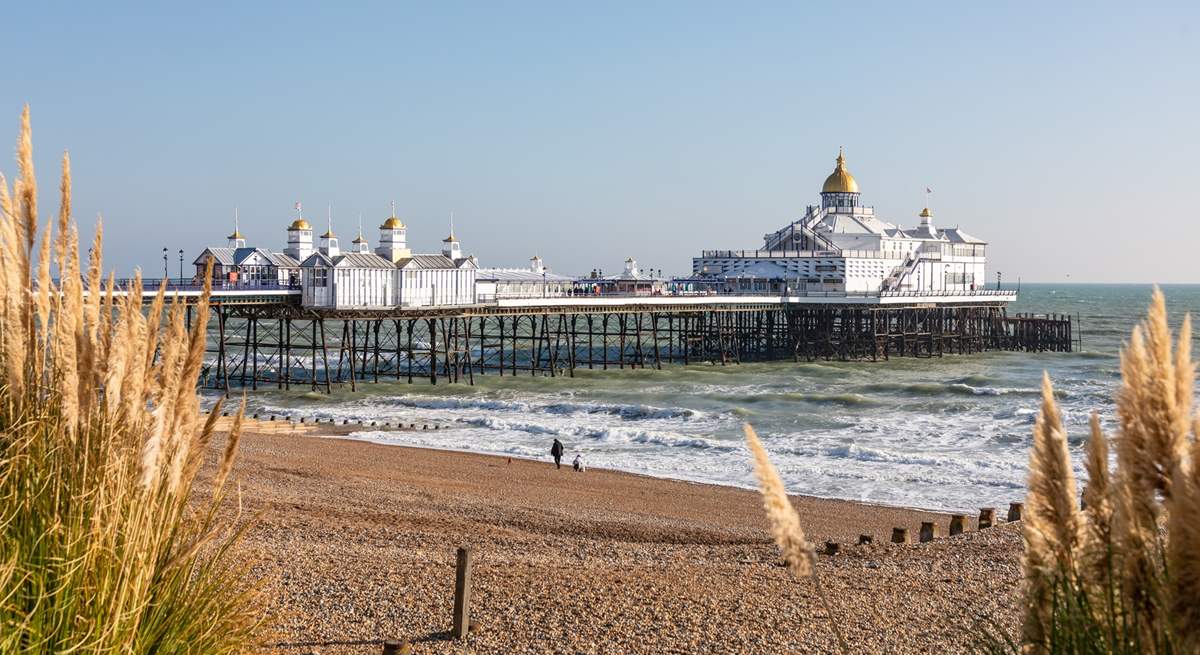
[572,454,585,473]
[551,438,565,469]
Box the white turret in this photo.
[319,207,339,257]
[352,215,370,254]
[623,257,639,277]
[284,203,313,260]
[530,255,545,274]
[227,208,246,248]
[376,201,409,263]
[441,213,462,260]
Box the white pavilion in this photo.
[692,149,987,295]
[194,206,477,308]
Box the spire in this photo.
[837,145,845,168]
[321,204,336,239]
[228,206,244,240]
[352,212,368,247]
[444,211,458,242]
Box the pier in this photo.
[148,287,1075,392]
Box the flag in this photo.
[925,187,932,194]
[294,201,302,212]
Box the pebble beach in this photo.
[205,419,1024,654]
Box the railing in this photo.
[110,278,300,292]
[698,249,885,259]
[488,288,1017,301]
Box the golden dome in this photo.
[380,216,405,229]
[443,232,458,243]
[227,229,244,240]
[320,230,336,239]
[821,148,860,194]
[352,234,368,244]
[919,207,933,218]
[288,219,311,231]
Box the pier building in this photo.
[161,156,1079,392]
[692,149,987,295]
[195,206,478,309]
[477,256,576,300]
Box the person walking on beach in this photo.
[551,438,564,469]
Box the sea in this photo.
[216,284,1200,513]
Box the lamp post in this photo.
[162,247,168,281]
[178,249,184,283]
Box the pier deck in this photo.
[184,288,1069,393]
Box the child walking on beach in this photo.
[572,454,585,473]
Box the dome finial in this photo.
[821,147,859,194]
[380,200,405,229]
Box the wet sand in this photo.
[212,419,1022,653]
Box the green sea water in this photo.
[216,284,1200,512]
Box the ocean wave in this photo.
[459,416,735,452]
[856,381,1040,397]
[730,392,882,407]
[823,443,955,467]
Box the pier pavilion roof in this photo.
[193,247,235,267]
[299,252,334,268]
[939,227,986,244]
[396,254,465,270]
[331,252,395,269]
[264,252,300,268]
[477,268,574,282]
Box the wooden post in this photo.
[858,534,873,545]
[919,521,938,543]
[452,547,472,639]
[978,507,996,530]
[1007,502,1024,522]
[890,527,909,544]
[949,514,966,536]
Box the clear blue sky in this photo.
[2,1,1197,282]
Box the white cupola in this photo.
[376,201,409,263]
[227,208,246,249]
[441,213,462,260]
[624,257,639,277]
[319,207,339,257]
[284,202,314,260]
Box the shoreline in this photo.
[208,418,1023,652]
[217,414,1006,516]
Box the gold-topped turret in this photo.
[821,147,860,194]
[288,219,311,231]
[919,207,933,218]
[380,201,405,229]
[227,229,244,240]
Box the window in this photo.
[308,269,328,287]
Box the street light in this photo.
[162,247,168,281]
[178,248,184,283]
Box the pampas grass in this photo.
[0,107,261,652]
[981,288,1200,654]
[744,424,849,654]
